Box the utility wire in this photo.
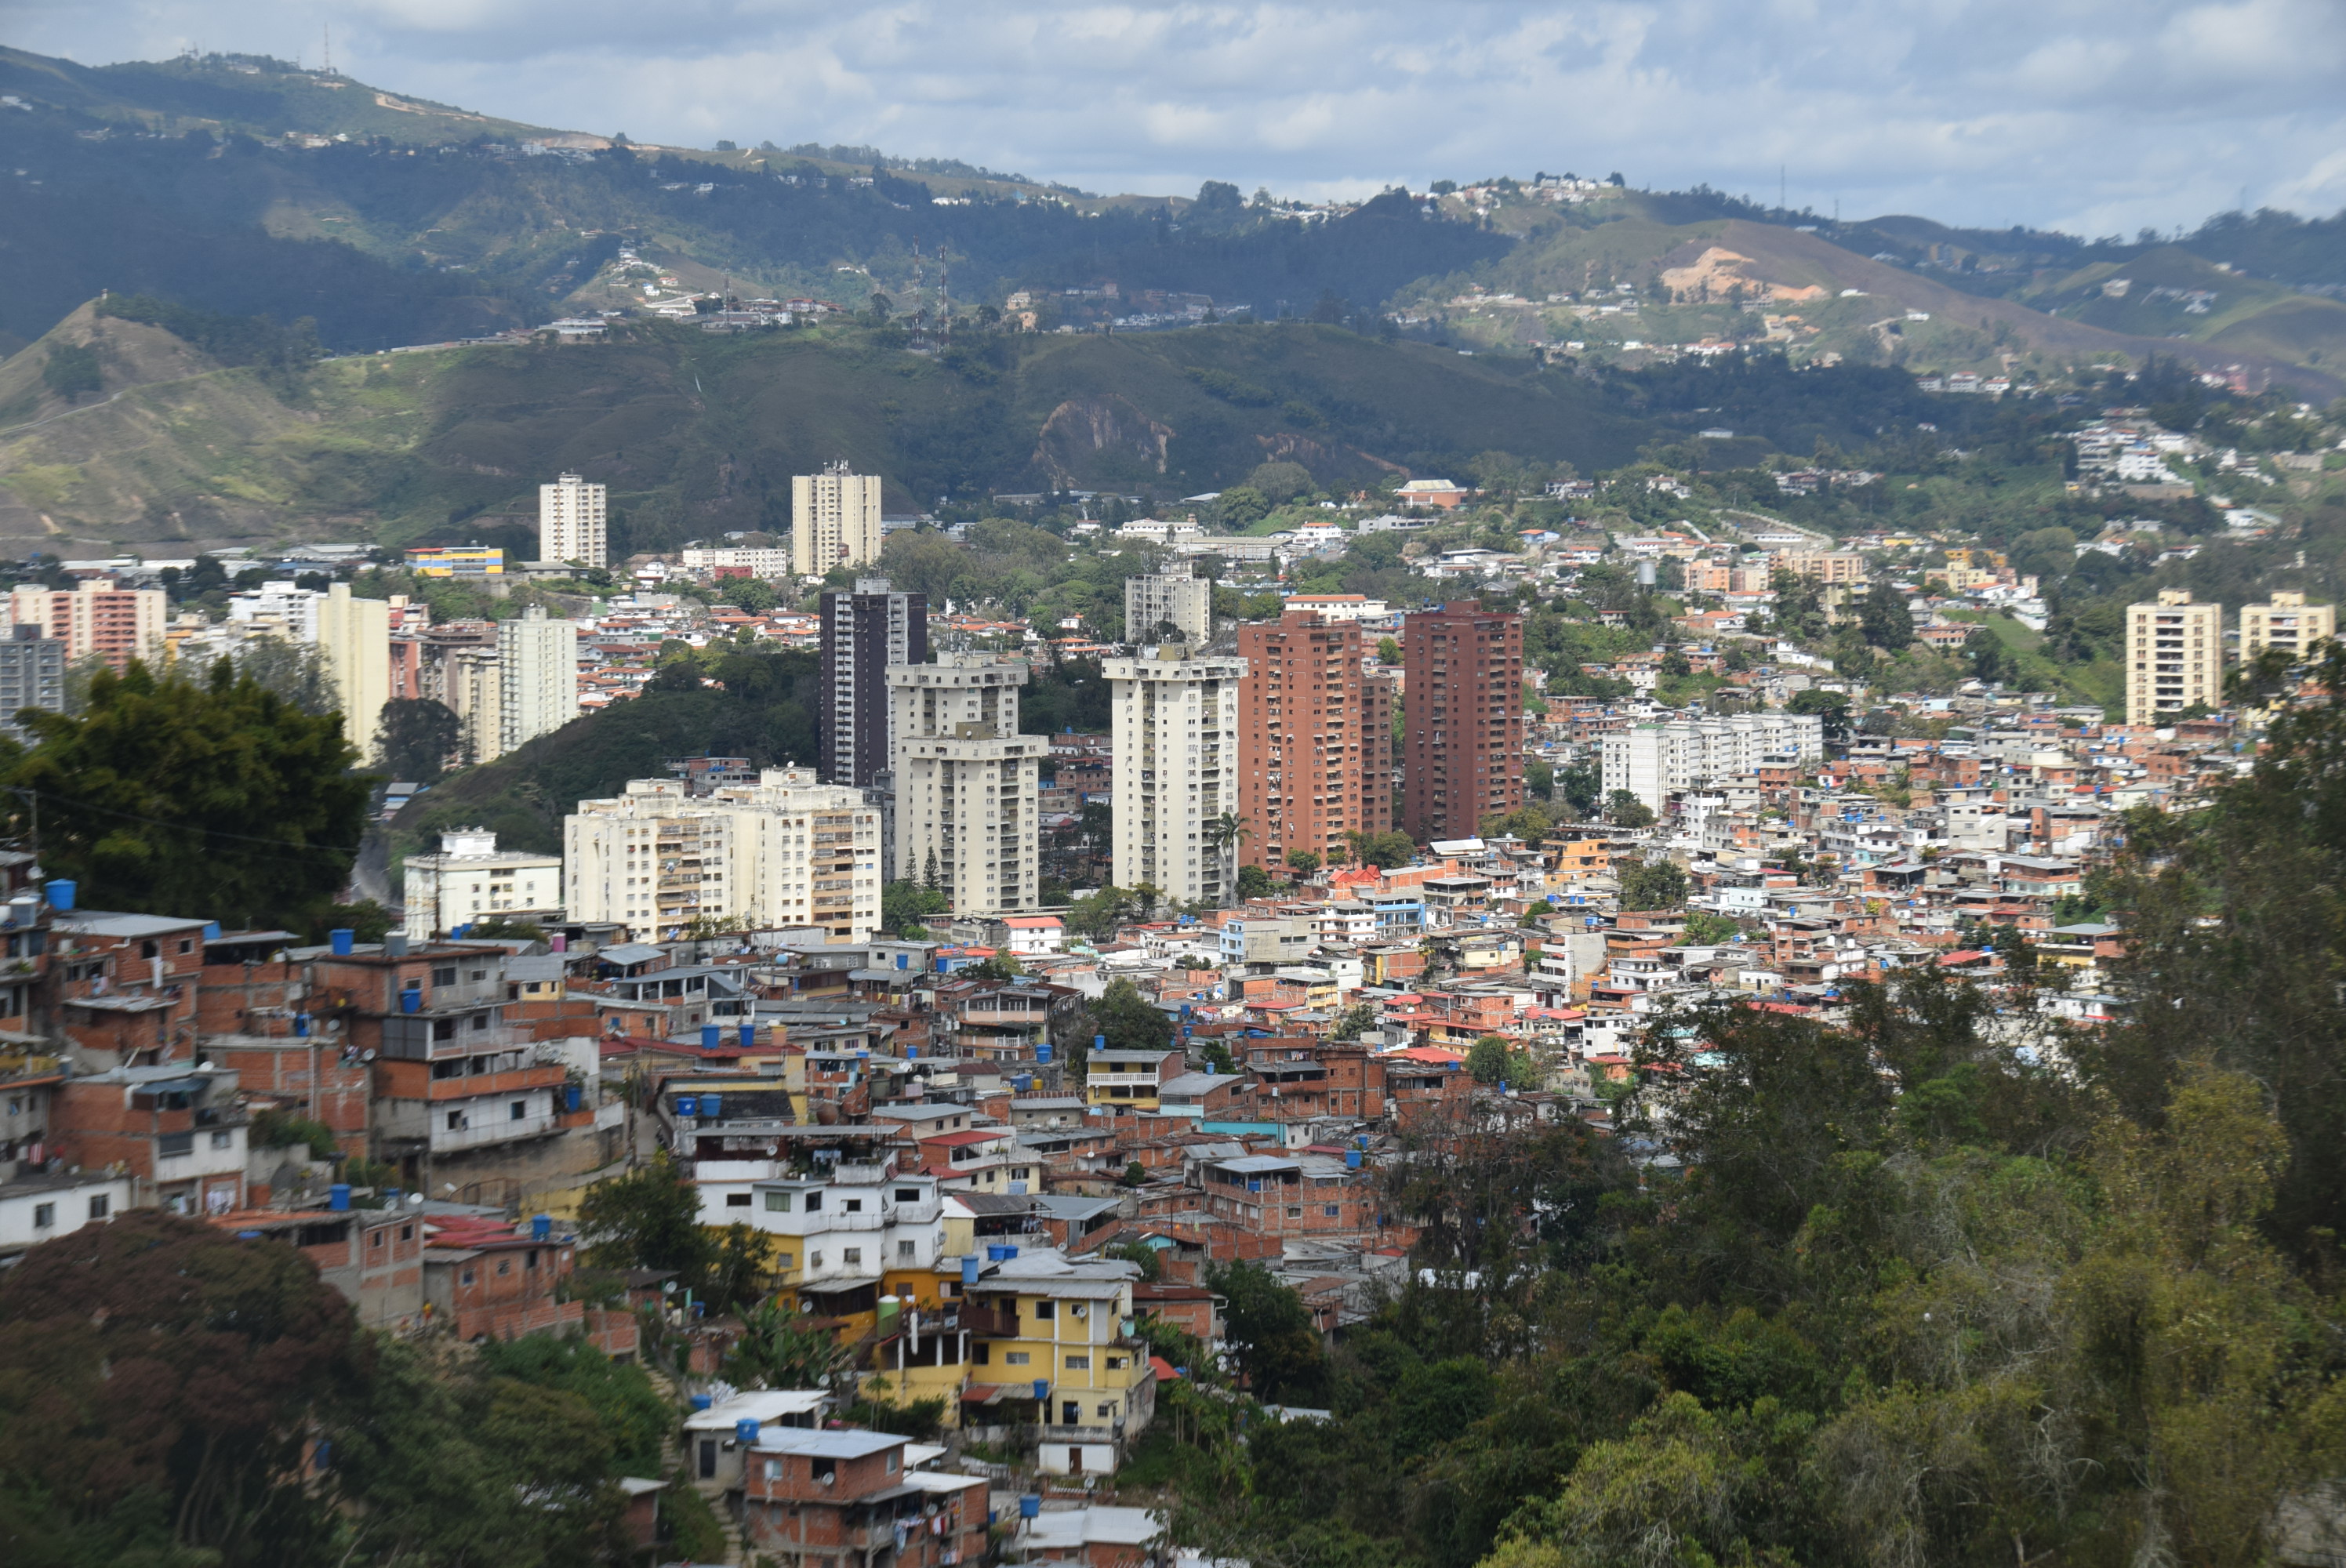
[4,786,373,858]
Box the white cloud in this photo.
[9,0,2344,233]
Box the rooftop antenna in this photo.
[323,22,332,74]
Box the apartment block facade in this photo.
[1105,646,1244,906]
[9,580,167,670]
[791,463,884,577]
[497,606,579,753]
[538,472,608,568]
[0,624,65,739]
[1400,602,1524,842]
[888,657,1040,916]
[1124,566,1213,645]
[819,578,928,788]
[1600,713,1827,815]
[318,582,390,757]
[1238,609,1392,872]
[2126,590,2222,725]
[2239,590,2335,665]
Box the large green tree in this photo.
[372,697,462,783]
[3,659,369,928]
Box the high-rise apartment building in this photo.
[819,578,927,787]
[791,462,884,577]
[1600,713,1827,816]
[1237,610,1391,873]
[1106,645,1244,906]
[2239,590,2335,665]
[888,655,1040,916]
[0,624,65,739]
[9,580,168,670]
[1400,602,1525,842]
[318,583,390,757]
[2126,590,2222,726]
[498,607,579,754]
[566,769,882,942]
[539,473,608,568]
[1125,564,1213,646]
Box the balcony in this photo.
[423,1065,568,1102]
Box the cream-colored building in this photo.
[498,607,578,753]
[318,582,389,757]
[2126,590,2223,725]
[1124,565,1212,646]
[2239,590,2334,665]
[539,472,608,569]
[888,655,1040,916]
[1106,645,1243,906]
[790,462,884,577]
[401,828,563,939]
[565,768,882,942]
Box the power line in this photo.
[5,786,372,859]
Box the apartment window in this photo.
[842,1198,863,1214]
[210,1131,233,1149]
[897,1240,917,1259]
[775,1252,794,1269]
[1066,1354,1091,1370]
[1032,1300,1055,1319]
[1005,1352,1030,1366]
[804,1192,823,1212]
[177,938,193,955]
[88,1194,109,1220]
[1062,1401,1081,1425]
[460,1269,475,1287]
[764,1192,793,1212]
[446,1112,463,1131]
[885,1450,899,1473]
[811,1458,837,1484]
[810,1252,823,1269]
[1287,1206,1302,1218]
[401,1224,413,1241]
[432,967,457,986]
[496,1259,511,1276]
[762,1458,783,1481]
[895,1188,921,1203]
[841,1247,862,1266]
[726,1193,751,1208]
[509,1100,526,1121]
[1324,1205,1341,1218]
[1106,1356,1125,1370]
[33,1202,54,1228]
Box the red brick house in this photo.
[740,1428,988,1568]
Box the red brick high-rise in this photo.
[1401,601,1524,841]
[1238,610,1391,871]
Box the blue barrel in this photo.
[986,1244,1004,1261]
[329,1184,350,1211]
[906,1045,917,1059]
[700,1093,722,1119]
[44,879,74,911]
[203,920,221,939]
[1346,1149,1362,1169]
[1030,1380,1048,1403]
[1094,1034,1106,1051]
[1036,1041,1052,1064]
[735,1417,760,1445]
[1019,1495,1041,1520]
[532,1214,551,1240]
[676,1094,699,1116]
[400,988,421,1014]
[701,1024,721,1050]
[961,1255,980,1287]
[739,1023,755,1048]
[1002,1244,1018,1259]
[565,1083,582,1112]
[690,1394,714,1412]
[292,1013,310,1037]
[329,928,355,956]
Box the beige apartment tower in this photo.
[498,607,579,753]
[1106,645,1244,906]
[887,655,1040,916]
[791,462,885,577]
[318,582,390,757]
[2239,590,2335,665]
[539,473,608,569]
[2126,590,2222,726]
[1125,564,1213,646]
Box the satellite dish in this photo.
[407,1192,425,1207]
[361,1048,376,1062]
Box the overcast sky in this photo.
[12,0,2345,236]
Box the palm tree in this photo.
[1203,811,1251,906]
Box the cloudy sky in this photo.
[11,0,2346,236]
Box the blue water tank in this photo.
[896,953,910,970]
[736,1417,761,1445]
[203,920,221,940]
[1356,1133,1370,1149]
[676,1094,699,1116]
[700,1093,722,1119]
[292,1013,310,1037]
[1019,1495,1042,1520]
[532,1214,552,1240]
[329,1183,351,1211]
[739,1023,756,1049]
[44,879,74,911]
[690,1394,714,1412]
[1094,1033,1106,1051]
[565,1083,582,1112]
[962,1255,980,1286]
[701,1024,721,1050]
[1002,1244,1018,1259]
[1036,1041,1052,1064]
[1345,1149,1362,1169]
[400,988,421,1014]
[329,928,355,956]
[906,1045,917,1059]
[1031,1380,1048,1403]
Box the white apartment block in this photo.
[498,607,579,753]
[1105,646,1244,906]
[791,462,884,577]
[1602,712,1826,815]
[566,768,882,942]
[888,655,1041,916]
[539,473,608,568]
[2126,590,2221,726]
[401,828,563,938]
[225,581,322,641]
[318,582,389,757]
[1124,566,1213,645]
[681,545,792,578]
[2239,590,2335,665]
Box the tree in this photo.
[1286,848,1322,878]
[1962,625,2012,685]
[1331,1001,1380,1041]
[882,879,951,938]
[228,637,336,716]
[2,659,369,930]
[1088,977,1173,1056]
[40,342,101,401]
[1785,687,1853,744]
[720,576,779,614]
[577,1152,713,1280]
[1465,1034,1538,1089]
[968,953,1023,982]
[1603,789,1655,829]
[1526,760,1554,800]
[1237,863,1276,899]
[1068,884,1138,941]
[1857,581,1915,651]
[374,696,462,782]
[725,1299,851,1388]
[1208,1261,1327,1403]
[1617,858,1688,909]
[1556,760,1603,819]
[1204,812,1252,905]
[464,913,547,942]
[1347,829,1415,869]
[1217,485,1270,528]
